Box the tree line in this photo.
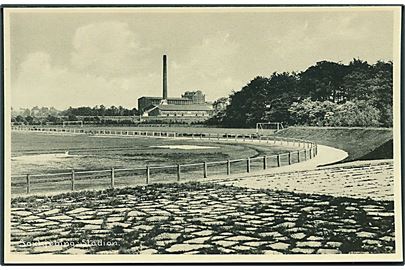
[64,105,139,117]
[209,59,393,128]
[12,105,139,125]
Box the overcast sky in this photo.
[6,7,395,110]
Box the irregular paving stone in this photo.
[244,241,268,247]
[165,244,210,253]
[13,210,32,217]
[63,248,88,255]
[325,241,343,248]
[47,215,73,221]
[106,217,122,222]
[127,210,146,217]
[192,230,213,237]
[306,236,324,241]
[362,239,382,246]
[317,249,341,254]
[290,233,307,240]
[140,248,158,254]
[226,235,258,242]
[380,236,395,242]
[274,222,295,229]
[296,241,322,248]
[40,209,60,216]
[83,224,99,230]
[154,233,181,241]
[290,248,315,254]
[356,231,378,238]
[268,242,290,251]
[184,236,210,244]
[214,240,238,247]
[232,245,255,251]
[66,208,91,215]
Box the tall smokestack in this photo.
[163,55,168,100]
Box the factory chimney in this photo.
[162,55,168,100]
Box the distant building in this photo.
[137,55,214,122]
[144,103,213,118]
[181,90,205,104]
[138,96,193,113]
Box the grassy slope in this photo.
[275,127,393,162]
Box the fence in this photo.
[11,126,318,195]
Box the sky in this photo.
[6,7,396,110]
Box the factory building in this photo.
[138,55,213,123]
[138,96,193,113]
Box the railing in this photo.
[11,126,318,195]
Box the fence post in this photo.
[71,169,75,191]
[263,156,267,170]
[26,174,30,194]
[247,158,251,173]
[146,166,150,184]
[203,162,208,178]
[110,167,115,188]
[177,164,181,181]
[227,160,231,175]
[288,152,292,165]
[277,155,281,167]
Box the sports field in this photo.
[12,132,297,175]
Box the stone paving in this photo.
[211,160,394,201]
[10,182,395,255]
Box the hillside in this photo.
[275,127,393,162]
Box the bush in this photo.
[327,100,380,127]
[289,98,381,127]
[289,98,337,126]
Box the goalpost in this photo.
[62,120,84,128]
[256,122,284,133]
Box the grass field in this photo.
[276,127,393,162]
[11,132,298,175]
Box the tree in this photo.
[299,61,348,102]
[25,115,34,125]
[15,115,25,124]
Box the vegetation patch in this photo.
[275,127,393,161]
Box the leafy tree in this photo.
[328,100,380,127]
[299,61,348,102]
[289,98,337,126]
[25,115,34,125]
[15,115,25,123]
